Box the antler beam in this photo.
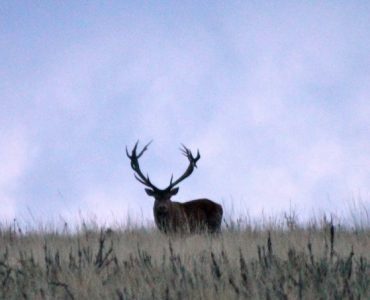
[126,141,159,190]
[165,144,200,191]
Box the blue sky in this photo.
[1,2,370,225]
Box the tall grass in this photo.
[0,216,369,299]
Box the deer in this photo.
[126,141,223,234]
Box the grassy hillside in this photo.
[0,219,369,299]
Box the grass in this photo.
[0,216,369,299]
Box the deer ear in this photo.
[145,188,155,196]
[170,187,179,195]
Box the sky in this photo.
[1,2,370,227]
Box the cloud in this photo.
[1,2,370,225]
[0,127,33,220]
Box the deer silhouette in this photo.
[126,141,223,233]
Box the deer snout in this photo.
[156,206,169,217]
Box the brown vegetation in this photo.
[0,218,369,299]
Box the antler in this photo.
[165,144,200,191]
[126,141,159,191]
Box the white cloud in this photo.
[0,127,33,220]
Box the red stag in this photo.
[126,141,223,233]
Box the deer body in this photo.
[127,141,223,234]
[154,198,223,233]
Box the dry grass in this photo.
[0,218,369,299]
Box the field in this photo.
[0,217,369,299]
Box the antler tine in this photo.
[194,149,200,165]
[180,144,200,167]
[126,140,152,158]
[126,140,138,159]
[125,145,132,159]
[137,140,153,158]
[165,144,201,191]
[134,173,153,187]
[180,144,187,154]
